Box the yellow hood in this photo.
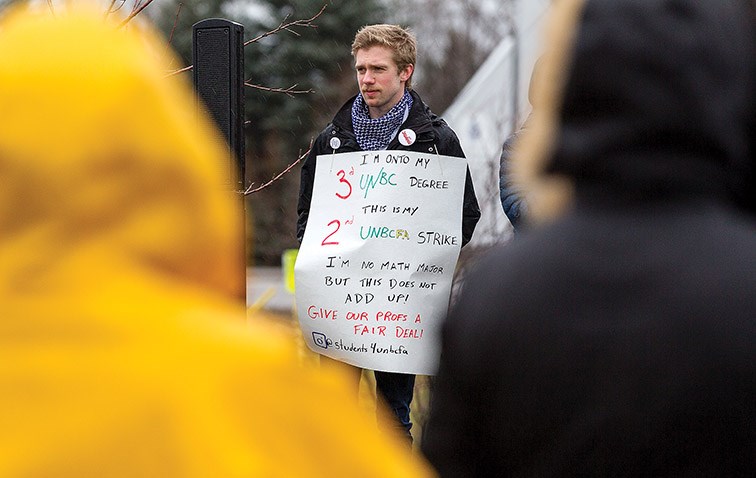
[0,6,242,301]
[0,8,433,478]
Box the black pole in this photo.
[192,18,247,302]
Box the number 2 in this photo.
[321,219,340,246]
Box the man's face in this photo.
[355,45,413,119]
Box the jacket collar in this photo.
[330,89,437,142]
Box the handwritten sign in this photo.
[295,150,466,375]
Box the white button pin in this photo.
[398,129,416,146]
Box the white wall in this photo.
[444,0,550,249]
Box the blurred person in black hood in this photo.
[422,0,756,476]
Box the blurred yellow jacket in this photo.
[0,7,434,478]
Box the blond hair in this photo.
[512,0,587,223]
[351,24,416,89]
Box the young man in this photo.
[297,24,480,442]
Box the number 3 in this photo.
[335,170,352,199]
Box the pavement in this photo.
[246,267,295,313]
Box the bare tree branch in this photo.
[46,0,55,16]
[163,4,326,81]
[103,0,123,20]
[118,0,157,28]
[160,3,185,70]
[243,4,326,46]
[242,139,313,195]
[167,2,183,46]
[164,64,192,78]
[244,82,314,97]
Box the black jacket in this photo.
[296,89,480,245]
[423,0,756,476]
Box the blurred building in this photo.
[444,0,550,249]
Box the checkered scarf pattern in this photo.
[351,90,413,151]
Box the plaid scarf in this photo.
[351,90,413,151]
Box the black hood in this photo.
[516,0,755,218]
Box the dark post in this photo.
[192,18,245,188]
[192,18,247,302]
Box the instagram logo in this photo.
[312,332,332,349]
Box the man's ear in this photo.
[400,64,414,82]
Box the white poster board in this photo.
[295,150,466,375]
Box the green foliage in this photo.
[245,1,387,265]
[149,0,384,153]
[245,1,384,138]
[149,0,386,265]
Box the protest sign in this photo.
[295,150,466,374]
